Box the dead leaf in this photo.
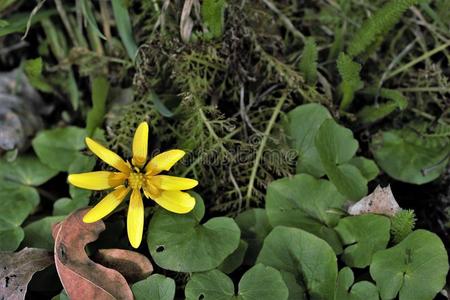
[94,249,153,283]
[0,247,53,300]
[348,185,401,217]
[52,208,133,300]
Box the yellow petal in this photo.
[83,186,130,223]
[127,189,144,248]
[146,149,185,175]
[149,175,198,190]
[132,122,149,168]
[85,137,131,174]
[153,190,195,214]
[68,171,127,190]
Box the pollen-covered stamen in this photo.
[128,172,145,190]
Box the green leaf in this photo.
[147,194,240,272]
[201,0,226,39]
[357,88,408,124]
[337,52,363,110]
[348,157,379,181]
[218,240,248,274]
[285,103,332,177]
[23,216,65,250]
[80,0,106,39]
[149,91,174,118]
[299,37,318,84]
[0,155,58,186]
[0,9,57,37]
[335,267,378,300]
[316,119,368,200]
[32,126,87,172]
[370,230,449,300]
[185,264,288,300]
[371,129,449,184]
[235,208,272,265]
[335,214,391,268]
[112,0,138,60]
[257,226,337,300]
[132,274,176,300]
[86,76,110,136]
[23,57,53,93]
[266,174,345,253]
[0,219,24,251]
[0,183,39,226]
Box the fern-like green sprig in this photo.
[299,37,318,85]
[347,0,424,57]
[337,52,363,110]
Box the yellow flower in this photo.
[68,122,198,248]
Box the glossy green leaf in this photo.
[0,219,24,251]
[23,216,65,250]
[32,126,87,172]
[0,155,58,186]
[185,264,288,300]
[235,208,272,265]
[335,267,378,300]
[348,157,379,181]
[112,0,138,60]
[23,57,53,93]
[257,226,337,300]
[316,119,367,200]
[335,214,390,268]
[147,194,240,272]
[218,240,248,274]
[266,174,345,253]
[132,274,176,300]
[285,103,331,177]
[0,183,39,226]
[370,230,448,300]
[371,129,449,184]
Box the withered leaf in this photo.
[348,185,401,217]
[94,249,153,283]
[0,247,53,300]
[52,208,133,300]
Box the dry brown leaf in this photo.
[348,185,401,216]
[0,247,53,300]
[52,208,133,300]
[94,249,153,283]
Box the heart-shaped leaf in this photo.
[235,208,272,265]
[32,126,87,172]
[335,214,390,268]
[185,264,288,300]
[0,247,53,300]
[0,219,24,251]
[132,274,176,300]
[218,240,248,274]
[266,174,345,253]
[257,226,337,300]
[348,157,380,181]
[0,155,58,186]
[147,194,240,272]
[370,229,448,300]
[52,208,133,300]
[335,267,378,300]
[284,103,331,177]
[371,129,449,184]
[315,119,367,200]
[94,249,153,283]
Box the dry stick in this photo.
[245,92,287,208]
[99,0,112,43]
[385,41,450,80]
[22,0,47,40]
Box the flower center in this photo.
[128,172,144,190]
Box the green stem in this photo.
[386,42,450,79]
[245,93,287,207]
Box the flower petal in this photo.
[153,190,195,214]
[132,122,149,168]
[146,149,185,175]
[127,189,144,248]
[85,137,131,174]
[68,171,127,190]
[149,175,198,190]
[83,186,130,223]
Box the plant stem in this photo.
[245,92,287,207]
